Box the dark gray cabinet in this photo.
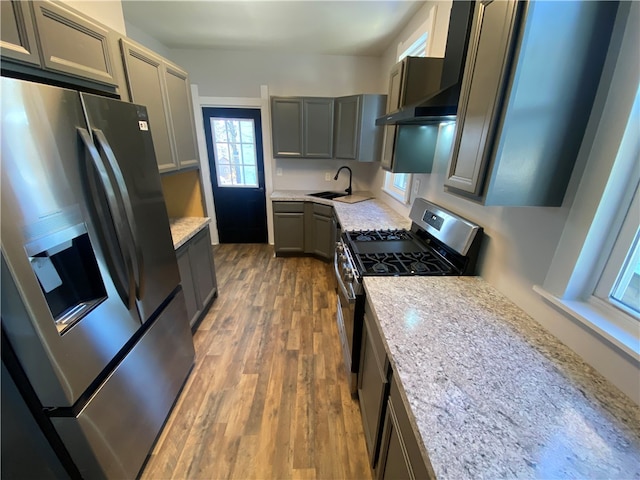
[1,0,118,91]
[445,0,618,206]
[164,63,200,170]
[358,306,389,467]
[271,97,334,159]
[377,375,432,480]
[273,201,335,261]
[306,203,336,260]
[271,97,303,157]
[121,38,199,174]
[334,94,386,162]
[31,1,117,86]
[0,1,41,66]
[273,202,306,254]
[381,58,440,173]
[175,228,217,329]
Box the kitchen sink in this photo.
[308,191,345,200]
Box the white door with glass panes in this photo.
[202,107,267,243]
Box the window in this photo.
[382,32,428,203]
[536,76,639,357]
[210,118,258,187]
[399,32,427,60]
[594,184,640,320]
[383,172,411,203]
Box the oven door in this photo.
[335,251,359,393]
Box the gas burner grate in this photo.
[346,229,413,242]
[356,251,453,276]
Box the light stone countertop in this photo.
[270,190,411,231]
[363,276,640,480]
[168,217,211,250]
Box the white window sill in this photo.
[381,187,409,205]
[533,285,640,361]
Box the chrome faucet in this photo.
[334,166,353,196]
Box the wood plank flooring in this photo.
[141,244,372,480]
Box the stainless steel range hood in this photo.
[376,1,475,126]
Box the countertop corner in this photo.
[169,217,211,250]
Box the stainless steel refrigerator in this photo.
[1,77,195,479]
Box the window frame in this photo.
[535,52,640,361]
[383,172,411,204]
[594,183,640,320]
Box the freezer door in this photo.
[80,93,181,323]
[0,78,142,407]
[52,290,195,479]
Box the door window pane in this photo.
[210,118,258,187]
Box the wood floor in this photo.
[141,244,372,480]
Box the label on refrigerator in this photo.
[30,257,63,293]
[138,121,149,131]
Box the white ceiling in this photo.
[121,1,426,56]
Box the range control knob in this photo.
[345,271,355,283]
[336,242,344,253]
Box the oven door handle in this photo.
[334,257,356,304]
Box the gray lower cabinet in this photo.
[377,375,431,480]
[271,97,334,159]
[334,94,386,162]
[273,201,335,261]
[273,202,306,254]
[358,306,390,467]
[306,203,336,260]
[358,298,432,479]
[175,228,217,329]
[120,38,199,174]
[1,0,119,92]
[445,0,618,206]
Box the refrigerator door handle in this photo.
[92,129,145,300]
[78,127,136,310]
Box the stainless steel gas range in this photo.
[334,198,484,393]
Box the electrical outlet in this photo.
[412,179,421,196]
[325,172,331,181]
[276,168,283,176]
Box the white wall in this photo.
[125,21,172,58]
[60,0,126,34]
[166,49,383,98]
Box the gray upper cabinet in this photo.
[380,62,403,171]
[445,0,618,206]
[1,0,118,91]
[303,97,334,158]
[31,1,117,86]
[164,63,199,170]
[334,94,386,162]
[271,96,334,159]
[445,0,521,196]
[120,38,200,174]
[271,97,304,157]
[381,60,440,174]
[0,1,41,66]
[120,39,176,172]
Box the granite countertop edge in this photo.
[362,276,640,480]
[270,190,411,231]
[168,217,211,250]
